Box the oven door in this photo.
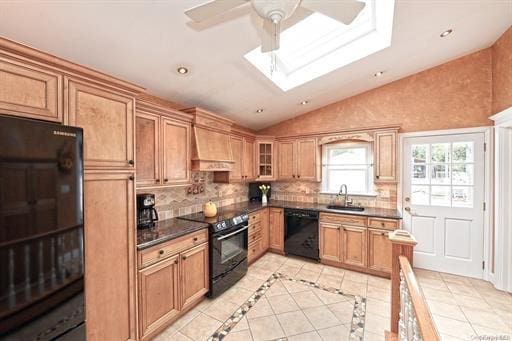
[211,223,248,278]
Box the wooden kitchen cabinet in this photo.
[229,135,244,181]
[214,134,255,183]
[277,138,318,181]
[136,112,160,186]
[0,55,63,122]
[341,225,367,268]
[84,171,137,341]
[374,130,397,183]
[319,222,342,263]
[269,208,284,253]
[261,208,270,251]
[368,229,392,273]
[243,138,256,180]
[65,78,135,169]
[248,208,270,264]
[180,243,209,310]
[162,117,191,185]
[256,140,275,180]
[138,255,180,339]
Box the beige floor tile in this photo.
[171,308,201,330]
[460,306,511,331]
[230,316,249,333]
[312,287,347,305]
[223,287,254,306]
[179,313,222,341]
[284,257,307,267]
[364,330,386,341]
[317,273,342,289]
[282,279,310,293]
[264,280,288,297]
[317,324,351,341]
[365,298,391,318]
[414,268,442,280]
[366,285,390,303]
[472,323,512,337]
[287,330,323,341]
[340,279,367,296]
[291,290,324,309]
[296,268,321,282]
[439,333,466,341]
[246,297,275,319]
[248,315,286,341]
[223,330,253,341]
[453,293,493,311]
[321,265,345,278]
[343,270,368,284]
[302,305,341,330]
[236,274,266,292]
[432,314,476,339]
[440,272,471,286]
[327,301,355,324]
[468,278,496,290]
[367,275,391,290]
[301,261,324,274]
[364,314,389,334]
[446,283,480,297]
[153,327,179,341]
[276,310,315,336]
[267,293,300,314]
[278,264,302,277]
[421,286,457,304]
[418,277,450,291]
[247,266,275,280]
[493,307,512,322]
[166,331,193,341]
[426,300,467,321]
[203,300,240,322]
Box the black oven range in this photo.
[178,209,249,298]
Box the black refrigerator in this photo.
[0,115,85,340]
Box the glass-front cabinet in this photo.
[256,140,275,180]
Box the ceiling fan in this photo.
[185,0,366,53]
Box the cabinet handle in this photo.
[193,237,198,241]
[164,178,169,182]
[293,175,295,178]
[174,259,179,264]
[129,175,135,181]
[381,222,385,227]
[159,250,164,255]
[297,175,300,178]
[376,175,380,179]
[380,232,386,236]
[182,255,187,260]
[156,179,160,182]
[128,160,134,166]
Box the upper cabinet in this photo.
[277,138,319,181]
[136,99,192,188]
[0,55,63,122]
[65,78,135,170]
[374,130,398,183]
[213,133,255,183]
[256,139,275,181]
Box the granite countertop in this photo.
[137,218,209,250]
[220,200,402,220]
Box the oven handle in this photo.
[216,225,249,240]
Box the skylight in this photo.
[244,0,395,91]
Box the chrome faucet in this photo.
[338,184,352,206]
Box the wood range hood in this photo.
[182,107,235,171]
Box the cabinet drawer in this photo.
[138,229,208,269]
[249,221,262,235]
[320,213,367,227]
[248,238,263,262]
[249,211,262,224]
[368,218,399,230]
[249,228,262,244]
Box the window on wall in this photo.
[321,143,373,195]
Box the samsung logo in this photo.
[53,130,76,137]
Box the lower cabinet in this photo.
[269,208,284,253]
[248,208,270,264]
[319,222,342,263]
[341,225,367,268]
[368,229,392,273]
[138,238,208,340]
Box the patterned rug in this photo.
[208,272,367,340]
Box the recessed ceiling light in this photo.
[373,71,384,77]
[256,109,264,113]
[177,66,189,75]
[300,100,309,105]
[440,29,453,38]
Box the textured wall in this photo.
[492,26,512,114]
[258,49,493,136]
[137,172,249,220]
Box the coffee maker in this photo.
[137,193,159,229]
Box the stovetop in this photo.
[178,208,249,233]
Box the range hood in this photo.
[182,107,235,171]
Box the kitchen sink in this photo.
[326,205,365,212]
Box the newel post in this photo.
[388,230,417,334]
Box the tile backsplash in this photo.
[138,172,249,220]
[271,181,397,209]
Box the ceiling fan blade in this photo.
[260,19,280,53]
[300,0,366,25]
[185,0,248,22]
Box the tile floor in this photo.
[154,253,512,341]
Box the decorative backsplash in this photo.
[270,181,397,209]
[138,172,249,220]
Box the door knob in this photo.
[404,197,410,202]
[404,207,411,212]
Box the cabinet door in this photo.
[368,229,392,273]
[261,208,270,251]
[230,135,244,181]
[66,78,135,169]
[269,208,284,252]
[138,255,180,338]
[296,138,317,180]
[277,140,295,180]
[180,243,209,310]
[319,222,342,263]
[162,118,191,185]
[243,139,255,180]
[341,225,367,268]
[256,142,275,180]
[136,112,160,186]
[374,131,397,182]
[0,56,63,122]
[84,172,137,341]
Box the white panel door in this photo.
[403,133,485,278]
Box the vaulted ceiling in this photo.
[0,1,510,129]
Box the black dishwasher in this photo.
[284,209,319,261]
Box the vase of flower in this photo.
[259,184,270,205]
